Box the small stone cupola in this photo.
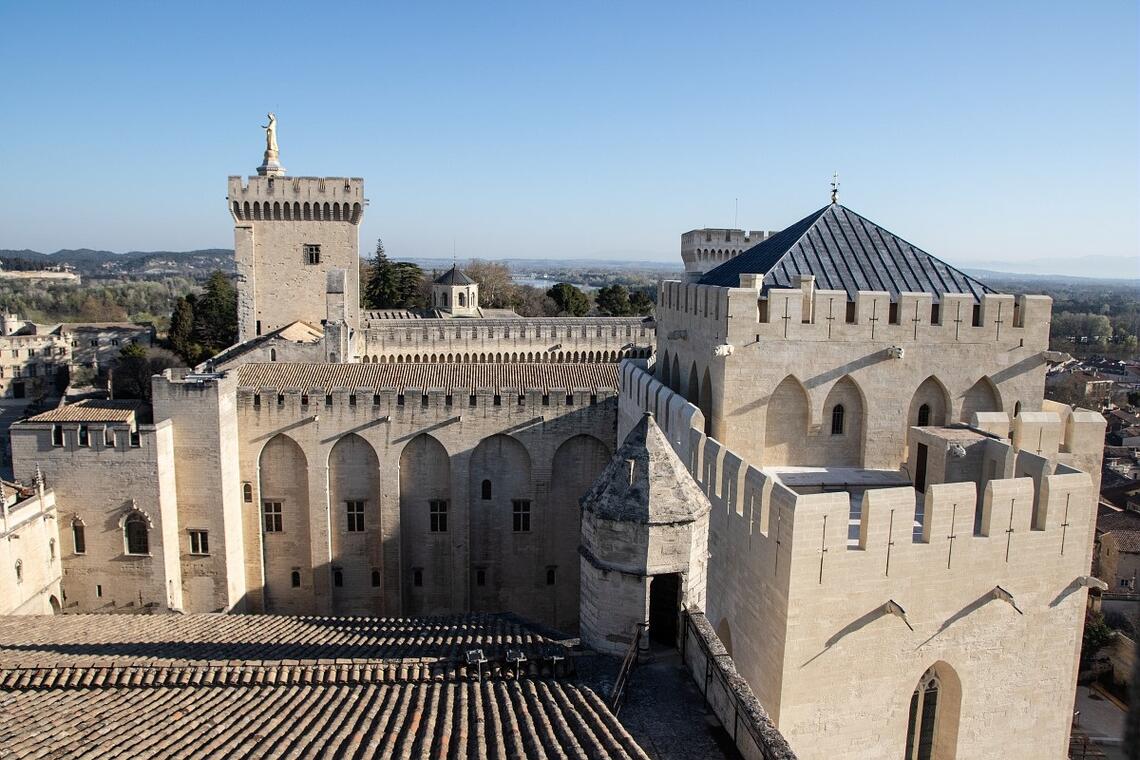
[432,266,479,317]
[579,412,711,655]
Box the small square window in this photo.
[430,499,448,532]
[512,500,531,533]
[346,500,365,532]
[263,501,283,533]
[303,244,321,265]
[189,529,209,555]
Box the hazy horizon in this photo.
[1,3,1136,271]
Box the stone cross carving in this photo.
[262,113,279,153]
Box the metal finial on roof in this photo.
[830,172,840,205]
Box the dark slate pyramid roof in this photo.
[699,203,993,302]
[434,265,475,286]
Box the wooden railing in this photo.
[609,622,645,715]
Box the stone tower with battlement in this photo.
[228,145,364,341]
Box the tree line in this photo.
[361,240,655,318]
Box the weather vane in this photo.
[830,172,840,205]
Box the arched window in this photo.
[333,569,344,587]
[243,483,253,503]
[831,404,845,435]
[290,570,301,588]
[371,569,381,587]
[917,403,931,427]
[1014,400,1022,417]
[124,513,149,555]
[905,669,941,760]
[481,479,492,500]
[270,348,277,362]
[458,292,466,307]
[14,560,22,583]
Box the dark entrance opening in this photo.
[914,443,928,493]
[11,381,25,399]
[648,573,681,647]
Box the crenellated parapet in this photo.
[228,176,365,224]
[655,279,1052,348]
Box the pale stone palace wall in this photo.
[13,367,618,627]
[229,175,363,341]
[229,378,615,630]
[0,486,61,615]
[151,372,247,613]
[618,359,1103,760]
[357,316,655,364]
[11,419,182,612]
[655,279,1052,470]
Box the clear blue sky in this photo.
[1,1,1136,274]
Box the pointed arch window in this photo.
[831,404,845,435]
[905,668,941,760]
[917,404,931,427]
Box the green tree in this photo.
[629,289,655,316]
[596,284,632,316]
[547,283,591,317]
[167,296,196,361]
[111,343,151,401]
[1081,610,1115,666]
[111,344,180,401]
[362,239,425,309]
[191,271,237,352]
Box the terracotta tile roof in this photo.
[1106,530,1140,554]
[236,362,621,392]
[0,678,648,759]
[23,399,141,424]
[1097,504,1140,534]
[0,613,567,670]
[0,613,649,759]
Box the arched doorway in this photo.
[49,595,61,614]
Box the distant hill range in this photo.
[0,249,235,279]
